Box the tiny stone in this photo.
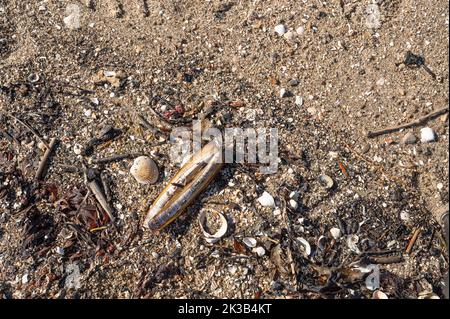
[296,26,305,35]
[420,127,436,143]
[73,144,82,155]
[274,24,286,36]
[295,96,304,106]
[279,88,288,98]
[21,273,29,284]
[437,183,444,191]
[289,199,298,210]
[402,132,417,144]
[283,31,296,41]
[400,211,410,221]
[289,79,300,86]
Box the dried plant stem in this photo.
[35,137,57,180]
[405,228,421,254]
[367,106,449,138]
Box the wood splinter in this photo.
[35,138,58,180]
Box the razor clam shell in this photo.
[144,141,223,230]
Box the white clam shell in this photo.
[257,191,275,207]
[296,237,311,256]
[252,246,266,256]
[243,237,257,248]
[198,210,228,244]
[130,156,159,184]
[372,290,388,299]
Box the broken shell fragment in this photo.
[257,191,275,207]
[198,210,228,244]
[252,246,266,256]
[318,174,334,190]
[372,290,388,299]
[420,127,436,143]
[365,264,380,291]
[243,237,257,248]
[296,237,311,256]
[347,234,360,254]
[330,227,341,240]
[130,156,159,184]
[27,73,40,83]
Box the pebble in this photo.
[289,79,299,86]
[243,237,257,248]
[307,107,316,115]
[289,199,298,210]
[73,144,82,155]
[400,211,410,221]
[402,132,417,144]
[279,88,288,98]
[330,227,341,240]
[274,24,286,36]
[257,191,275,207]
[84,109,92,117]
[283,31,296,41]
[295,96,304,106]
[437,183,444,191]
[252,246,265,256]
[296,26,305,36]
[420,127,436,143]
[55,247,65,255]
[21,273,29,284]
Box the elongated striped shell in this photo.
[144,141,223,231]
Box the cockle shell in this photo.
[130,156,159,184]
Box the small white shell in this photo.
[330,227,341,240]
[365,264,380,291]
[372,290,388,299]
[257,191,275,207]
[243,237,257,248]
[274,24,286,36]
[252,246,266,256]
[296,237,311,256]
[317,235,327,251]
[420,127,436,143]
[289,199,298,210]
[130,156,159,184]
[318,174,334,189]
[198,210,228,244]
[347,234,360,254]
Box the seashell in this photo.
[318,174,334,189]
[130,156,159,184]
[365,264,380,291]
[347,234,360,254]
[274,24,286,36]
[252,246,266,256]
[257,191,275,207]
[27,73,40,83]
[420,127,436,143]
[330,227,341,240]
[372,290,388,299]
[296,237,311,256]
[317,235,327,251]
[198,210,228,244]
[243,237,257,248]
[289,199,298,210]
[144,141,223,231]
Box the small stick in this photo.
[88,179,115,223]
[100,171,112,203]
[367,255,404,264]
[93,154,134,164]
[2,112,49,149]
[35,138,57,180]
[367,106,449,138]
[405,228,421,254]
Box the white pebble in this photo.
[437,183,444,191]
[84,109,92,117]
[21,274,29,284]
[73,144,82,155]
[296,26,305,35]
[295,96,304,106]
[330,227,341,240]
[420,127,436,143]
[289,199,298,210]
[283,31,296,41]
[257,191,275,207]
[400,211,410,221]
[279,88,288,98]
[252,246,266,256]
[274,24,286,36]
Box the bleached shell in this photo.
[365,264,380,291]
[243,237,257,248]
[347,234,360,254]
[257,191,275,207]
[330,227,341,240]
[274,24,286,36]
[318,174,334,189]
[372,290,388,299]
[252,246,266,256]
[130,156,159,184]
[296,237,311,256]
[198,210,228,244]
